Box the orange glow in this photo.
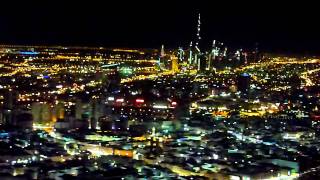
[114,149,133,157]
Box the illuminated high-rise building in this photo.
[223,47,228,57]
[171,55,179,73]
[195,13,202,70]
[195,13,201,53]
[187,13,203,70]
[160,45,165,57]
[158,45,167,69]
[207,40,217,70]
[188,41,193,65]
[178,47,184,62]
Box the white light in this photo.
[213,154,219,160]
[116,98,124,103]
[153,105,167,109]
[108,97,115,101]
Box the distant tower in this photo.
[188,42,193,65]
[195,13,201,52]
[195,13,202,70]
[158,45,166,68]
[244,52,248,64]
[207,40,216,70]
[223,47,228,57]
[178,47,184,62]
[188,12,202,69]
[160,45,165,58]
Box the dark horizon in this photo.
[0,1,319,55]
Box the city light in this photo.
[135,98,145,103]
[116,98,125,103]
[0,4,318,179]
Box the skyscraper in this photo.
[207,40,217,70]
[188,13,203,70]
[178,47,184,62]
[188,41,193,65]
[195,13,201,53]
[159,45,167,69]
[195,13,201,69]
[160,45,165,58]
[171,55,179,73]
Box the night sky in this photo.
[0,1,319,54]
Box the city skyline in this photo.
[0,1,320,179]
[0,1,319,54]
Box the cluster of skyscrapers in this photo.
[158,13,260,73]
